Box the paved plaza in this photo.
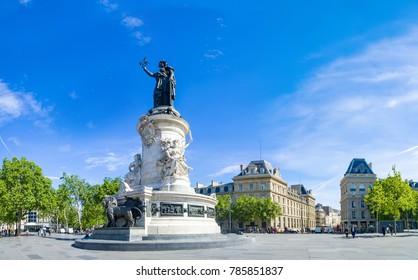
[1,231,417,260]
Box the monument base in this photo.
[89,227,146,241]
[74,233,248,251]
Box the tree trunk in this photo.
[16,210,22,236]
[376,211,379,234]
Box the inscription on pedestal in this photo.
[160,203,184,216]
[188,205,205,217]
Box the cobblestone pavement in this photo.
[0,231,417,260]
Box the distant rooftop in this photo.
[345,158,374,175]
[235,160,281,177]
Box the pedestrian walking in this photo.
[351,226,356,238]
[389,224,393,236]
[382,226,386,237]
[345,228,349,238]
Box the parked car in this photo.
[59,228,65,234]
[66,228,74,234]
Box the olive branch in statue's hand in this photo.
[139,57,148,68]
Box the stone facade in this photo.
[340,158,376,233]
[196,160,316,232]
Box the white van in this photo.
[66,228,74,234]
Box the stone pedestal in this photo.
[90,227,146,241]
[137,110,194,193]
[110,108,220,237]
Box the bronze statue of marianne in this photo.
[140,58,176,108]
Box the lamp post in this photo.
[229,196,232,233]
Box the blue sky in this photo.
[1,0,418,210]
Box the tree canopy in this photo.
[0,157,53,235]
[366,166,415,234]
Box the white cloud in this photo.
[86,120,95,129]
[263,26,418,206]
[121,16,143,28]
[58,144,71,153]
[85,152,125,171]
[69,91,78,100]
[0,136,12,154]
[216,17,227,28]
[19,0,31,5]
[133,31,151,46]
[0,79,52,127]
[209,164,241,177]
[99,0,118,12]
[204,49,223,59]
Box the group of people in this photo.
[345,226,357,238]
[381,224,394,236]
[0,229,14,237]
[37,228,51,237]
[345,224,396,238]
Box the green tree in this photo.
[256,197,282,226]
[0,157,53,236]
[59,173,90,232]
[215,194,231,229]
[81,177,120,228]
[364,181,386,233]
[378,166,415,234]
[231,195,258,229]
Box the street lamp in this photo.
[229,196,232,233]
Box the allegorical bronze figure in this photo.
[140,57,176,108]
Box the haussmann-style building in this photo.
[340,158,376,233]
[196,160,316,233]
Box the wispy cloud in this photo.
[19,0,31,6]
[209,164,241,177]
[133,31,151,46]
[99,0,118,12]
[58,144,71,153]
[0,136,12,154]
[85,152,126,171]
[86,120,95,129]
[216,17,227,28]
[69,91,79,100]
[121,16,143,28]
[263,26,418,206]
[204,49,223,59]
[394,146,418,156]
[0,79,52,127]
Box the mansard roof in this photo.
[235,160,280,177]
[345,158,374,175]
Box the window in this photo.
[215,187,220,193]
[250,169,254,174]
[238,185,243,191]
[28,211,37,223]
[352,211,356,219]
[249,184,254,190]
[224,186,229,192]
[361,211,365,219]
[350,183,356,192]
[261,184,266,190]
[361,201,365,208]
[351,201,356,208]
[359,184,365,192]
[207,188,212,194]
[199,189,203,194]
